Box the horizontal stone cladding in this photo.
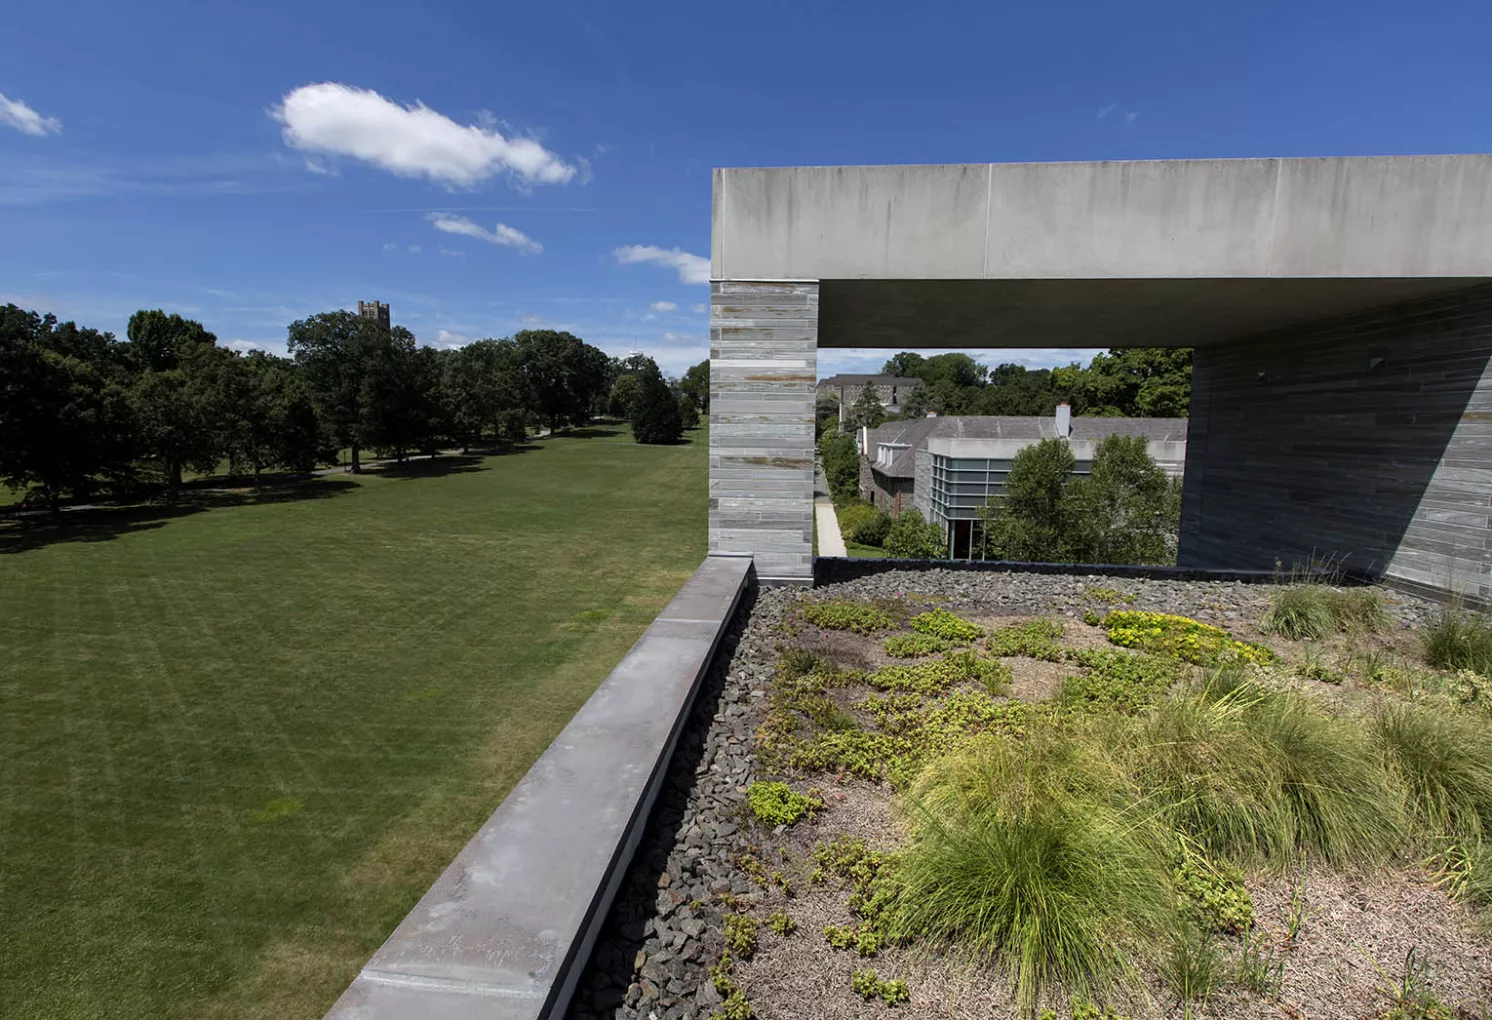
[709,280,817,583]
[1180,282,1492,600]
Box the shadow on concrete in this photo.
[1179,285,1492,600]
[0,480,359,554]
[566,585,758,1019]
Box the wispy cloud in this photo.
[518,312,544,324]
[408,244,422,253]
[649,300,677,312]
[434,329,476,348]
[438,247,464,257]
[1125,111,1140,123]
[1096,103,1117,120]
[690,303,708,314]
[613,245,709,285]
[272,82,576,188]
[0,94,61,136]
[426,212,541,254]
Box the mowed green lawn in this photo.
[0,427,706,1020]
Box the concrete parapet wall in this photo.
[323,555,754,1020]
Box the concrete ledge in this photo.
[325,555,754,1020]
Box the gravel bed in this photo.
[565,568,1457,1020]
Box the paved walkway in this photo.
[814,468,848,557]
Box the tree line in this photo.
[0,303,710,510]
[822,347,1192,434]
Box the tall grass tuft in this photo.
[1331,588,1388,634]
[1371,703,1492,840]
[1247,691,1404,866]
[1124,679,1403,867]
[1422,607,1492,676]
[1261,585,1334,640]
[897,728,1170,1015]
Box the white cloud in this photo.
[691,303,708,314]
[1125,111,1140,123]
[226,339,271,353]
[661,331,701,344]
[382,242,398,252]
[613,245,710,285]
[408,244,422,253]
[650,300,677,312]
[1096,103,1116,120]
[427,212,541,254]
[0,94,61,136]
[304,158,335,176]
[272,82,576,188]
[518,312,543,324]
[438,247,464,257]
[435,329,476,348]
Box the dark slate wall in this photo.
[1179,283,1492,600]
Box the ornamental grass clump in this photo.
[1100,610,1274,667]
[1261,585,1335,640]
[1115,680,1403,868]
[909,609,985,644]
[895,726,1171,1014]
[1370,703,1492,840]
[800,599,896,635]
[1422,607,1492,676]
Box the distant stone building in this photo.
[858,406,1188,558]
[358,301,390,328]
[816,374,923,423]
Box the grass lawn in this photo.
[0,426,706,1020]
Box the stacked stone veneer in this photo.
[709,281,818,583]
[1180,283,1492,601]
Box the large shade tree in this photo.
[510,329,610,433]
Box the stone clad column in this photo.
[708,280,818,584]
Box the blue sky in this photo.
[3,0,1490,379]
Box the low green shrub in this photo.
[910,609,985,643]
[851,968,909,1005]
[1422,608,1492,676]
[746,781,823,827]
[801,599,896,634]
[767,909,796,936]
[883,509,946,559]
[724,914,759,958]
[1061,650,1184,713]
[1101,610,1274,666]
[1172,837,1253,935]
[1084,585,1137,605]
[851,509,893,547]
[834,499,880,538]
[987,619,1066,661]
[866,651,1009,696]
[1371,703,1492,840]
[712,993,753,1020]
[883,633,949,658]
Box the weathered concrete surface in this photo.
[714,156,1492,283]
[324,555,753,1020]
[708,280,817,585]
